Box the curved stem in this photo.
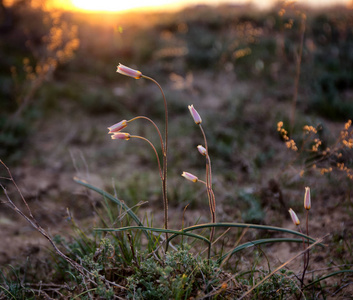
[128,116,164,153]
[297,223,309,289]
[142,75,169,241]
[302,210,310,287]
[131,135,163,180]
[199,124,216,243]
[167,222,319,244]
[197,179,207,185]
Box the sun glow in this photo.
[70,0,180,12]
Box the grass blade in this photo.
[168,222,321,245]
[217,238,313,264]
[74,177,152,243]
[304,270,353,289]
[95,226,211,247]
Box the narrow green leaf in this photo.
[95,226,211,246]
[217,238,311,264]
[0,285,16,300]
[304,270,353,289]
[167,222,321,245]
[74,177,152,243]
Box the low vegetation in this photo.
[0,1,352,299]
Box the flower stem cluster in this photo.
[288,187,312,289]
[182,105,217,243]
[112,64,169,239]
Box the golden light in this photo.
[70,0,181,12]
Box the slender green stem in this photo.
[142,75,169,241]
[131,135,163,180]
[199,124,216,244]
[301,210,310,287]
[197,179,207,185]
[128,116,164,153]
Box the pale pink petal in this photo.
[116,63,142,79]
[181,171,198,183]
[188,105,202,124]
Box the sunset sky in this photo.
[51,0,351,12]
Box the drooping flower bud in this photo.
[197,145,207,156]
[304,187,311,210]
[288,208,300,226]
[181,171,198,183]
[116,63,142,79]
[111,132,131,140]
[108,120,127,133]
[188,105,202,125]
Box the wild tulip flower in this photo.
[188,105,202,125]
[304,187,311,210]
[288,208,300,226]
[181,171,198,183]
[116,63,142,79]
[111,132,131,140]
[197,145,207,156]
[108,120,127,133]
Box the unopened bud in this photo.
[116,63,142,79]
[288,208,300,225]
[304,187,311,210]
[108,120,127,133]
[188,105,202,125]
[197,145,207,156]
[181,171,198,183]
[111,132,131,140]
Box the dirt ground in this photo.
[1,69,353,297]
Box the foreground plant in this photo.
[112,63,169,238]
[100,63,321,261]
[184,105,217,242]
[289,187,312,290]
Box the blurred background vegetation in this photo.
[1,1,352,158]
[1,0,353,219]
[0,1,353,297]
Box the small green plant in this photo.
[126,247,226,299]
[253,269,299,299]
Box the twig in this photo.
[0,160,126,291]
[238,234,329,300]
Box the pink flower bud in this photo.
[108,120,127,133]
[288,208,300,225]
[181,171,198,183]
[116,63,142,79]
[304,187,311,210]
[188,105,202,125]
[111,132,131,140]
[197,145,207,156]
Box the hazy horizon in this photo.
[12,0,351,13]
